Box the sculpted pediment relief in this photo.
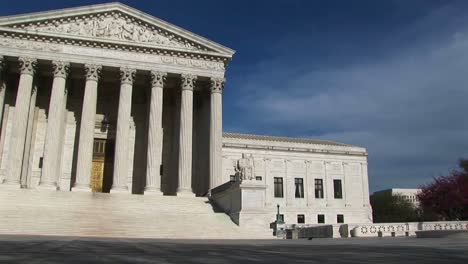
[0,3,234,57]
[14,12,203,51]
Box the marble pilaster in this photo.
[177,74,196,196]
[145,71,166,195]
[39,61,70,190]
[2,57,37,188]
[111,67,136,193]
[73,64,102,191]
[209,77,224,189]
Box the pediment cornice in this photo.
[0,2,234,61]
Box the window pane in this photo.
[297,214,305,224]
[334,180,342,199]
[274,177,283,198]
[295,178,304,198]
[318,214,325,224]
[337,214,344,223]
[315,179,324,199]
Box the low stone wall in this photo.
[350,221,468,237]
[416,230,468,239]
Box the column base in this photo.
[110,186,129,194]
[176,189,196,197]
[144,187,164,196]
[72,185,92,192]
[0,182,21,190]
[37,184,59,191]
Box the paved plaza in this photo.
[0,236,467,263]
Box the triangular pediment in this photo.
[0,2,234,57]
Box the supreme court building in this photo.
[0,3,372,238]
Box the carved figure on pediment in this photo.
[235,154,255,181]
[68,22,81,35]
[83,20,96,36]
[139,28,151,42]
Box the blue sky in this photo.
[2,0,468,192]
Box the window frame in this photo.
[274,177,284,198]
[297,214,305,224]
[294,178,304,198]
[333,179,343,199]
[317,214,325,224]
[314,179,324,199]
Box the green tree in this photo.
[370,193,419,223]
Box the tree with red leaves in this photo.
[417,159,468,220]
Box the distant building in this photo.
[372,188,421,207]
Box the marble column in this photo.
[209,77,224,189]
[177,74,196,196]
[111,68,135,193]
[39,61,70,190]
[0,57,6,132]
[73,64,102,191]
[145,71,166,195]
[2,57,37,187]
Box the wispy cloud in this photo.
[230,4,468,191]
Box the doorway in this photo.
[91,138,114,193]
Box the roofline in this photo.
[222,132,365,149]
[0,2,235,57]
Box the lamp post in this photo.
[276,204,284,224]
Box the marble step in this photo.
[0,189,273,239]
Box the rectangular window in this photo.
[315,179,324,199]
[317,214,325,224]
[255,176,262,181]
[274,177,284,198]
[333,179,343,199]
[337,214,344,223]
[295,178,304,198]
[297,214,305,224]
[230,175,236,182]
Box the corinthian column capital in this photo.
[210,77,225,93]
[84,64,102,81]
[150,71,167,88]
[18,57,37,76]
[120,67,136,85]
[180,73,197,91]
[52,60,70,79]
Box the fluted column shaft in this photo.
[145,71,166,194]
[177,74,196,196]
[40,61,70,189]
[209,77,224,189]
[73,64,101,191]
[3,57,37,187]
[111,68,135,192]
[0,57,6,133]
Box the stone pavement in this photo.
[0,235,467,263]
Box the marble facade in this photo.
[0,3,372,234]
[0,3,230,196]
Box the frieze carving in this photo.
[150,71,167,88]
[84,64,102,81]
[52,61,70,78]
[0,37,225,72]
[18,57,37,75]
[210,77,225,93]
[21,12,205,51]
[180,74,197,90]
[120,68,136,84]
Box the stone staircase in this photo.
[0,189,273,239]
